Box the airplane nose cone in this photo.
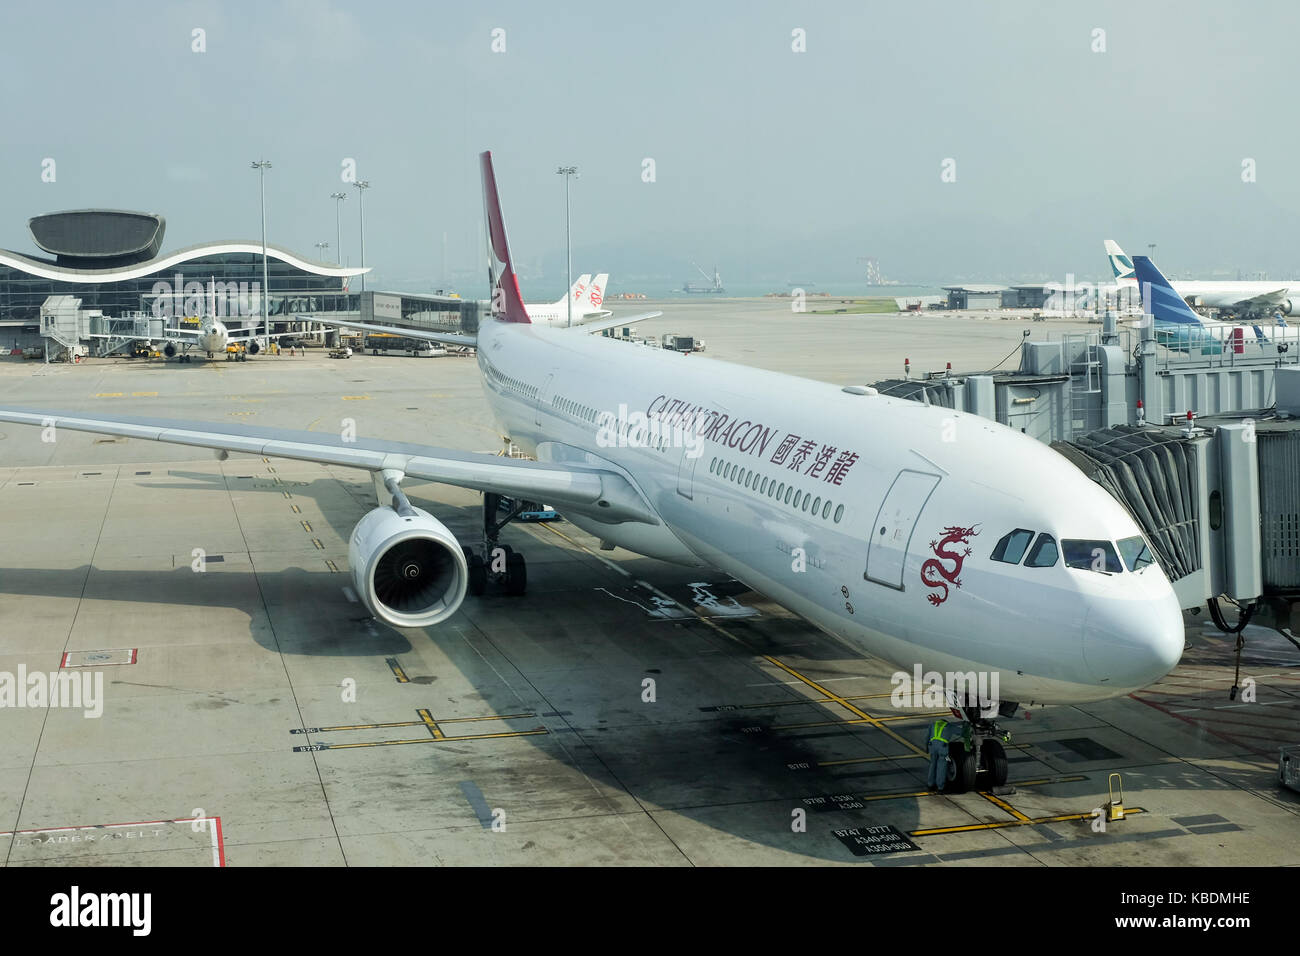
[1083,590,1185,690]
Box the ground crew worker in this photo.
[926,718,950,790]
[926,717,972,791]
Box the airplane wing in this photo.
[305,316,476,348]
[226,329,313,342]
[85,328,202,340]
[1199,288,1288,313]
[567,311,662,334]
[0,407,657,524]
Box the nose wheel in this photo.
[941,702,1016,793]
[463,492,528,597]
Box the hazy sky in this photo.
[2,1,1298,294]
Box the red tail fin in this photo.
[479,151,531,324]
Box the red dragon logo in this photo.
[920,525,980,606]
[590,284,603,307]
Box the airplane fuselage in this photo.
[197,321,229,355]
[472,319,1184,707]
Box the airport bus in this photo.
[362,334,446,357]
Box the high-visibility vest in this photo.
[930,719,948,742]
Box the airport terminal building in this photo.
[0,209,482,352]
[0,209,365,330]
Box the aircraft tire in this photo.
[948,742,977,794]
[467,552,487,596]
[504,551,527,596]
[979,739,1008,787]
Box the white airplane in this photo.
[1107,239,1300,319]
[524,272,612,326]
[156,314,301,362]
[0,154,1184,793]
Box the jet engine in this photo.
[1280,299,1297,316]
[248,339,261,354]
[163,343,177,357]
[348,505,468,628]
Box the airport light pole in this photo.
[251,160,272,345]
[316,241,329,261]
[354,180,370,292]
[556,166,578,327]
[331,191,347,266]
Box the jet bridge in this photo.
[1053,394,1300,635]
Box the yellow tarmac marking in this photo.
[818,753,928,766]
[386,658,409,683]
[302,712,540,733]
[130,391,157,397]
[417,708,446,739]
[979,789,1032,823]
[770,711,950,731]
[910,808,1145,837]
[291,505,301,514]
[316,730,549,749]
[312,538,324,550]
[764,657,927,757]
[294,710,547,751]
[95,392,123,398]
[324,559,339,573]
[300,520,312,532]
[342,395,369,400]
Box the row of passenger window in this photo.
[554,395,596,423]
[482,357,537,401]
[710,456,845,524]
[991,528,1154,573]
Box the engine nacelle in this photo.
[348,506,468,628]
[248,339,261,355]
[1281,299,1297,316]
[163,343,177,357]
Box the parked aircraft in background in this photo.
[1108,240,1300,319]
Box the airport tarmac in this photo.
[0,299,1296,866]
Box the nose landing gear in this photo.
[943,701,1016,793]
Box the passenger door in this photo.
[865,469,941,590]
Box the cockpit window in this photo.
[1024,533,1058,568]
[1062,539,1123,573]
[991,529,1034,564]
[1118,535,1154,572]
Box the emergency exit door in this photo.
[865,469,941,590]
[677,444,699,499]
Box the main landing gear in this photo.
[462,492,528,598]
[944,701,1016,794]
